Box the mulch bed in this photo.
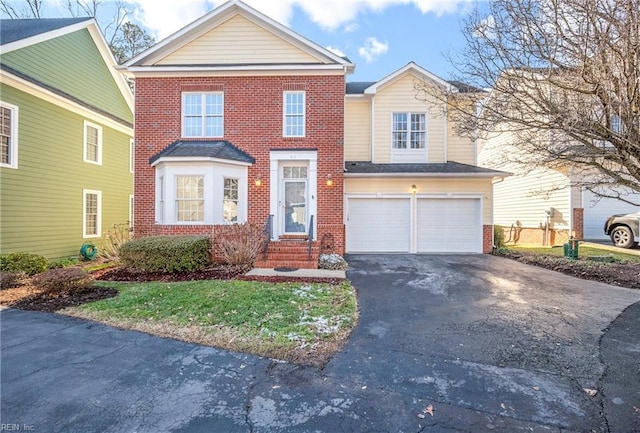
[6,287,119,313]
[2,265,344,313]
[498,251,640,289]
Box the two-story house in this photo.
[125,0,506,268]
[0,18,134,260]
[344,62,506,254]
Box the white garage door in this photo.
[346,198,410,252]
[583,190,640,240]
[417,198,482,253]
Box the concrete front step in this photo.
[254,260,318,269]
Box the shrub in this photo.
[318,253,348,270]
[120,235,211,272]
[0,272,27,289]
[101,222,131,261]
[213,223,266,270]
[48,257,80,269]
[0,252,48,276]
[31,268,94,295]
[494,225,505,248]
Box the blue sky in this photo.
[3,0,481,82]
[123,0,482,82]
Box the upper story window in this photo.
[84,120,103,165]
[0,102,18,169]
[182,92,223,138]
[129,139,135,173]
[392,113,426,149]
[223,178,239,223]
[283,91,305,137]
[176,175,204,222]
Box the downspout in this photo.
[443,103,448,163]
[370,96,375,162]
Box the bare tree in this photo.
[418,0,640,203]
[1,0,44,18]
[1,0,154,64]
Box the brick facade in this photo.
[572,207,584,240]
[133,75,346,259]
[483,224,493,253]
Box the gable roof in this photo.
[125,0,354,74]
[362,62,456,95]
[150,140,256,166]
[1,17,134,120]
[344,161,510,178]
[0,17,91,46]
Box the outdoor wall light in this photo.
[326,174,333,187]
[411,184,417,194]
[254,176,262,187]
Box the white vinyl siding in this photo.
[83,120,102,165]
[0,102,18,169]
[157,14,319,65]
[283,91,305,137]
[182,92,224,138]
[344,98,371,161]
[83,189,102,238]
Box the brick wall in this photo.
[572,207,584,240]
[133,75,346,254]
[483,224,493,253]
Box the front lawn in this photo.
[63,279,358,367]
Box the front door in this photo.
[280,165,308,235]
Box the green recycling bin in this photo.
[563,238,579,259]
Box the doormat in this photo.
[274,267,298,272]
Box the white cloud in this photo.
[344,22,360,33]
[358,37,388,63]
[127,0,475,40]
[326,45,346,57]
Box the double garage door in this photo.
[346,197,482,253]
[582,190,640,240]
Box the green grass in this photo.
[508,244,640,263]
[70,279,358,365]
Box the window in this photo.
[223,178,239,223]
[129,194,134,227]
[392,113,426,149]
[129,139,135,173]
[83,189,102,238]
[283,91,305,137]
[176,175,204,222]
[84,121,102,164]
[611,115,623,134]
[182,92,223,137]
[0,102,18,168]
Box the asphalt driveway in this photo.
[2,254,639,432]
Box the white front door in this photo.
[280,164,308,235]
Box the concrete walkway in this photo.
[2,254,639,432]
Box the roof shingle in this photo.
[149,140,255,165]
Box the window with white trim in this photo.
[129,139,135,173]
[392,113,426,149]
[83,189,102,238]
[223,178,239,223]
[283,91,305,137]
[83,121,102,164]
[176,175,204,222]
[129,194,134,227]
[0,102,18,168]
[182,92,223,138]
